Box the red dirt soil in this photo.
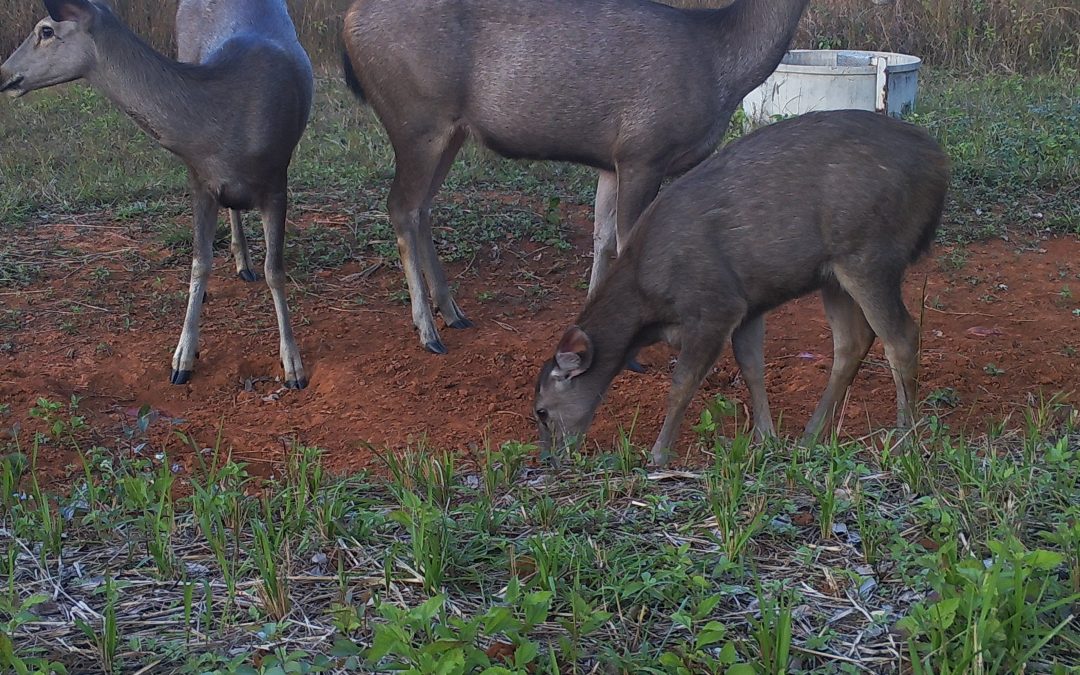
[1,209,1077,485]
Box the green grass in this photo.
[0,85,186,221]
[912,72,1080,241]
[0,396,1077,673]
[0,66,1078,673]
[0,76,585,278]
[1,71,1076,282]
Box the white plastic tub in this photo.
[741,49,922,124]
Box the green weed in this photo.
[0,399,1075,670]
[899,538,1080,673]
[703,430,768,565]
[390,490,453,594]
[251,498,293,621]
[748,583,795,675]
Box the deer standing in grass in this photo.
[342,0,811,355]
[1,0,314,388]
[533,110,950,466]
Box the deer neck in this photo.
[577,273,654,386]
[707,0,808,100]
[85,12,211,154]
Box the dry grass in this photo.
[2,0,1076,75]
[0,0,351,64]
[0,463,919,672]
[3,414,1078,672]
[797,0,1080,74]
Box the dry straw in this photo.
[2,0,1077,74]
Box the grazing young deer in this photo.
[0,0,314,388]
[533,110,950,466]
[342,0,811,355]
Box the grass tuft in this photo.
[0,396,1076,671]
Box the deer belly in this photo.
[213,182,257,211]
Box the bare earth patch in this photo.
[1,210,1077,485]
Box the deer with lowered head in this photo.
[0,0,314,388]
[341,0,811,355]
[533,110,950,466]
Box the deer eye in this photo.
[535,409,549,424]
[40,26,55,40]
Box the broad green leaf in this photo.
[927,597,962,631]
[523,592,552,626]
[1026,549,1065,570]
[504,577,521,604]
[694,594,722,620]
[514,641,539,667]
[367,624,405,662]
[718,641,739,665]
[410,595,446,624]
[434,648,465,675]
[671,610,692,631]
[582,611,612,635]
[21,594,52,611]
[658,652,690,675]
[420,639,466,656]
[483,606,515,634]
[894,615,919,637]
[695,620,728,649]
[331,637,362,657]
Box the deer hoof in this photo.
[238,269,258,282]
[285,378,308,390]
[649,450,671,468]
[448,317,474,329]
[625,358,646,373]
[424,339,448,355]
[202,291,209,303]
[170,369,193,385]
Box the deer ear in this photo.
[43,0,95,23]
[554,326,593,378]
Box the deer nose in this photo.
[0,73,25,96]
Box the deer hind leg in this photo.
[803,280,876,445]
[588,169,618,297]
[731,315,775,441]
[388,126,463,354]
[229,209,257,282]
[835,267,920,432]
[260,190,306,389]
[417,127,471,331]
[171,183,219,385]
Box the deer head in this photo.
[1,0,102,98]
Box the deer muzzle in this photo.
[0,73,26,98]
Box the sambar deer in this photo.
[1,0,313,388]
[341,0,811,355]
[533,110,950,466]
